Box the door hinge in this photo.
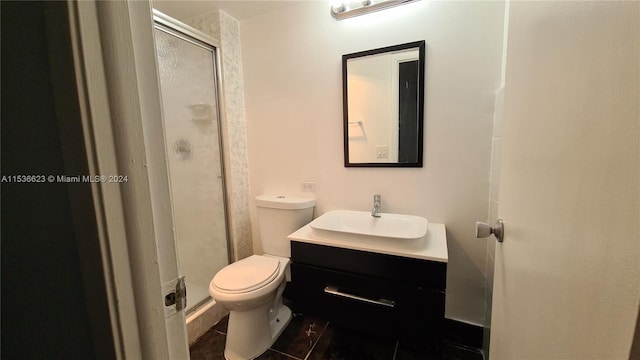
[164,276,187,312]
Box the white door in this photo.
[67,1,190,358]
[490,2,639,359]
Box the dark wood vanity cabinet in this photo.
[287,241,447,347]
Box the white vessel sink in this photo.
[309,210,428,242]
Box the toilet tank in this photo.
[255,195,316,258]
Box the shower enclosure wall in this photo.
[154,17,231,313]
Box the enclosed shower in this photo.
[153,15,231,313]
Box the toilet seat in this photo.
[213,255,280,294]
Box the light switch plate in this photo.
[376,145,389,158]
[301,181,316,193]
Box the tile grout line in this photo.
[392,340,399,360]
[303,321,331,360]
[270,348,303,360]
[190,327,225,348]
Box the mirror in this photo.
[343,41,425,167]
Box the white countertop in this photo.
[288,222,448,263]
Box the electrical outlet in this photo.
[376,145,389,159]
[301,181,316,193]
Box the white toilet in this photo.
[209,195,315,360]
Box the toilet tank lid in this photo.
[255,195,316,210]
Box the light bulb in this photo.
[331,1,346,12]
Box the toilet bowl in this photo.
[209,255,291,360]
[209,195,315,360]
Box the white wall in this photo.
[240,1,505,324]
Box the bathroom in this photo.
[152,0,640,358]
[152,0,504,357]
[1,1,638,360]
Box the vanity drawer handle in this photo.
[323,286,396,308]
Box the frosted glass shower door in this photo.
[154,26,229,312]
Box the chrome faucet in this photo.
[371,194,381,217]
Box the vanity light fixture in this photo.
[330,0,419,20]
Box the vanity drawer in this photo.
[291,241,447,290]
[289,262,445,339]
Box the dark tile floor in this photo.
[189,313,484,360]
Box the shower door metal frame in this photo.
[153,10,234,312]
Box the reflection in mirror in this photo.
[343,41,425,167]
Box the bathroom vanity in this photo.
[287,220,448,347]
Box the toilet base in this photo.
[223,303,292,360]
[268,305,292,348]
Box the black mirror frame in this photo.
[342,40,425,168]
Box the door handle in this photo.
[476,219,504,243]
